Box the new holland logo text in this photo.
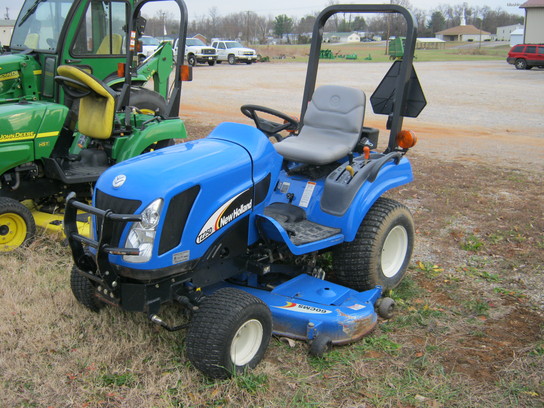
[217,201,251,229]
[274,302,332,315]
[196,188,253,244]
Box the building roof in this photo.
[520,0,544,8]
[417,38,446,43]
[436,25,491,36]
[0,19,15,27]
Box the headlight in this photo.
[123,198,163,263]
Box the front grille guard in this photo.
[64,192,142,294]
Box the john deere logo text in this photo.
[0,71,19,82]
[0,132,36,142]
[196,188,253,244]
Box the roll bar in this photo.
[302,4,419,152]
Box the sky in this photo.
[0,0,525,21]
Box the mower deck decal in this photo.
[274,301,332,314]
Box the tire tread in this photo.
[332,197,413,291]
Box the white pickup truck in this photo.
[174,38,218,66]
[211,40,257,65]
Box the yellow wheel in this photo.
[0,198,36,252]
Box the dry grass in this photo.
[1,128,543,407]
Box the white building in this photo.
[496,24,524,41]
[0,20,15,47]
[323,32,360,43]
[510,28,525,46]
[520,0,544,43]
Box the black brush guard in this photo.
[64,192,142,295]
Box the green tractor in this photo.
[0,0,190,251]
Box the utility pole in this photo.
[246,11,251,46]
[385,0,392,55]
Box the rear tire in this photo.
[208,60,216,66]
[332,197,414,291]
[186,288,272,379]
[515,59,527,70]
[0,198,36,252]
[70,264,104,313]
[128,87,167,116]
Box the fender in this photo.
[0,101,68,174]
[114,118,187,162]
[342,156,413,242]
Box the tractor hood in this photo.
[95,122,281,207]
[92,122,283,270]
[0,53,41,103]
[96,134,253,205]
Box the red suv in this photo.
[507,44,544,70]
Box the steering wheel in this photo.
[54,76,93,99]
[241,104,299,137]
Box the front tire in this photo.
[332,197,414,291]
[515,59,527,70]
[186,288,272,379]
[208,60,216,66]
[228,54,236,65]
[187,54,196,66]
[70,265,105,313]
[0,198,36,252]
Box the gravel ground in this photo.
[179,60,544,172]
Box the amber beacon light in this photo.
[396,129,418,149]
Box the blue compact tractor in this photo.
[64,3,426,378]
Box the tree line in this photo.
[144,0,523,44]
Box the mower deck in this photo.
[209,274,381,345]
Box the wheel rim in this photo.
[381,225,408,278]
[0,212,27,251]
[230,319,264,366]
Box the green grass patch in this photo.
[494,287,527,299]
[254,42,510,64]
[461,234,485,252]
[98,371,136,387]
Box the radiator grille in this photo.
[95,189,142,246]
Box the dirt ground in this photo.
[180,60,544,172]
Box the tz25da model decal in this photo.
[196,188,253,244]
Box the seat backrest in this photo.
[96,34,123,54]
[24,33,39,49]
[302,85,365,140]
[274,85,365,165]
[57,65,117,139]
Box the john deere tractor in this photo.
[0,0,190,251]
